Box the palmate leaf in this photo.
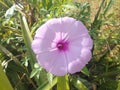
[0,64,13,90]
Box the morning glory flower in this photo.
[32,17,93,76]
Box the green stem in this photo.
[57,75,70,90]
[91,0,105,30]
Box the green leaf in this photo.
[81,66,90,76]
[47,73,53,85]
[98,79,118,90]
[91,0,105,31]
[74,79,88,90]
[57,75,70,90]
[37,77,57,90]
[20,14,36,69]
[104,0,114,15]
[0,64,13,90]
[0,0,9,8]
[30,69,39,78]
[20,13,40,85]
[34,63,40,68]
[0,44,20,64]
[117,81,120,90]
[71,77,89,90]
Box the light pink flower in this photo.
[32,17,93,76]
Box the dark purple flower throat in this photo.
[56,40,69,51]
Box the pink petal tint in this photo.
[32,17,93,76]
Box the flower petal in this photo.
[68,58,85,74]
[65,46,92,74]
[34,24,49,38]
[75,21,89,35]
[37,50,67,76]
[31,38,55,54]
[68,49,92,74]
[70,34,93,50]
[46,17,76,34]
[81,35,93,49]
[34,24,56,44]
[61,18,89,40]
[64,45,82,74]
[80,48,92,64]
[45,18,63,32]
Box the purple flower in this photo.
[32,17,93,76]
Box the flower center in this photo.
[56,41,68,51]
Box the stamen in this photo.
[56,41,69,51]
